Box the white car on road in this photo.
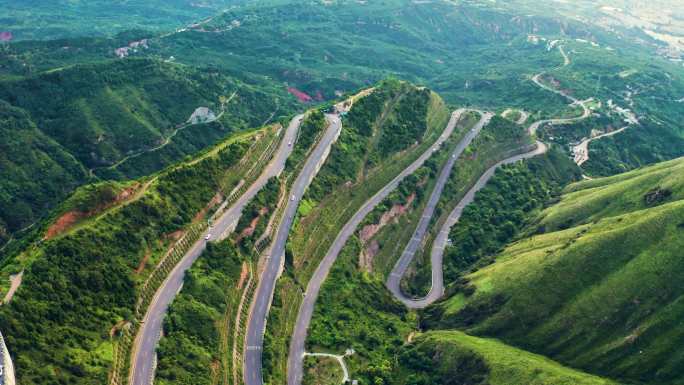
[205,234,212,240]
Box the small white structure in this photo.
[187,107,217,124]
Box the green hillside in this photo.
[0,125,274,384]
[0,58,293,247]
[395,331,617,385]
[263,80,450,384]
[428,157,684,384]
[0,100,88,240]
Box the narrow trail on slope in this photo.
[286,109,488,385]
[91,92,237,176]
[387,43,593,309]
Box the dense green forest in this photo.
[155,240,245,385]
[0,58,295,247]
[0,130,255,384]
[0,100,88,238]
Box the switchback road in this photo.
[286,109,477,385]
[386,111,493,308]
[285,41,595,384]
[387,40,593,309]
[130,114,303,385]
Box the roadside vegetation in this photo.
[155,240,246,385]
[401,115,536,296]
[262,79,450,384]
[0,125,276,384]
[305,143,586,384]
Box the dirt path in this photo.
[573,125,629,166]
[3,271,23,304]
[91,92,237,175]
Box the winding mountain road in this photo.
[286,109,481,385]
[386,42,593,309]
[129,114,303,385]
[244,113,343,385]
[283,40,595,385]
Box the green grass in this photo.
[430,157,684,384]
[302,356,343,385]
[538,156,684,231]
[395,331,618,385]
[155,240,245,385]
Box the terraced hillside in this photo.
[427,157,684,384]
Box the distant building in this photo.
[0,332,16,385]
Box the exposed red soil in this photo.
[237,207,269,241]
[360,239,380,272]
[287,87,313,103]
[44,211,85,240]
[134,248,152,274]
[44,183,142,240]
[193,192,224,222]
[359,193,416,243]
[0,32,12,42]
[236,262,250,290]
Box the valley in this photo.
[0,1,682,385]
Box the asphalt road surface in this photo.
[387,43,593,309]
[129,114,303,385]
[244,114,342,385]
[388,139,547,309]
[386,111,493,308]
[286,109,471,385]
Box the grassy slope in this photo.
[431,157,684,384]
[395,331,617,385]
